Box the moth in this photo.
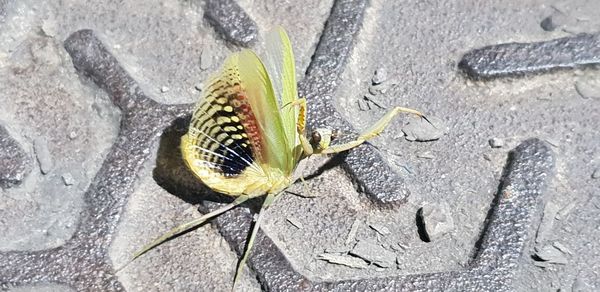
[131,27,426,288]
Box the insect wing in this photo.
[236,49,290,170]
[181,50,289,196]
[263,27,300,173]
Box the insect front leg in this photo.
[319,106,426,154]
[291,97,314,156]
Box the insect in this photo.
[130,27,426,289]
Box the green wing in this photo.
[263,27,300,174]
[236,49,290,172]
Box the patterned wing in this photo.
[263,27,300,172]
[181,50,289,197]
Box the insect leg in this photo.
[233,192,276,290]
[299,176,312,197]
[288,175,317,198]
[319,106,426,154]
[118,195,250,271]
[292,97,314,156]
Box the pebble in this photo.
[552,241,572,255]
[372,68,388,85]
[363,92,385,109]
[349,240,396,268]
[396,242,409,250]
[544,137,560,147]
[416,151,435,159]
[575,80,600,99]
[591,168,600,179]
[317,253,368,269]
[194,83,204,92]
[61,173,75,186]
[368,222,391,236]
[160,86,170,93]
[345,218,361,245]
[555,201,576,220]
[357,98,371,111]
[417,203,454,241]
[402,116,445,142]
[34,138,53,175]
[368,82,390,96]
[200,48,216,70]
[488,137,504,148]
[532,260,550,268]
[535,202,559,243]
[68,131,78,140]
[286,217,303,229]
[533,244,568,265]
[390,242,409,254]
[482,153,492,161]
[540,16,557,31]
[539,11,571,32]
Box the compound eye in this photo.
[311,131,321,144]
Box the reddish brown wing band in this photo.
[188,66,264,176]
